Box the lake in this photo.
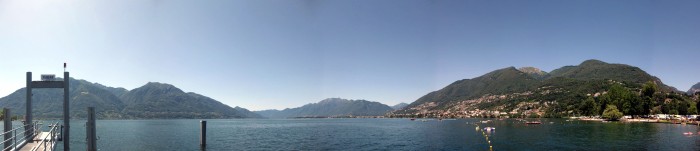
[16,118,700,150]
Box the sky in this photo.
[1,0,699,111]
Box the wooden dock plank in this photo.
[19,132,54,151]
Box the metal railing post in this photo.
[13,130,16,150]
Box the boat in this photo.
[684,132,693,135]
[526,121,542,124]
[483,127,495,132]
[410,118,415,121]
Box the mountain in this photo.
[254,98,394,118]
[399,67,540,112]
[0,79,260,119]
[689,82,700,95]
[392,59,682,118]
[391,103,409,110]
[120,82,261,118]
[547,59,676,92]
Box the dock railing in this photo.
[1,121,41,151]
[30,122,59,151]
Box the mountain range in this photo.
[254,98,394,118]
[392,59,693,117]
[0,78,261,119]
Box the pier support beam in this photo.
[3,108,11,151]
[25,72,32,138]
[200,120,206,149]
[86,107,96,151]
[63,72,70,151]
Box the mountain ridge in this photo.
[0,78,260,119]
[392,59,689,118]
[254,98,394,118]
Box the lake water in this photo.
[13,118,700,150]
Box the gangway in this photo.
[1,121,59,151]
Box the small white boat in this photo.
[483,127,495,132]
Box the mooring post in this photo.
[59,125,63,141]
[200,120,206,149]
[3,108,11,151]
[86,107,96,151]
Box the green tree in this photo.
[580,97,600,116]
[640,96,653,115]
[669,109,679,115]
[605,84,636,115]
[688,102,698,115]
[603,105,623,120]
[679,100,690,115]
[651,106,662,114]
[642,81,658,98]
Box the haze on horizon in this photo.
[1,0,699,111]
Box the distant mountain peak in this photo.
[579,59,608,66]
[391,103,409,110]
[689,82,700,95]
[320,98,347,103]
[254,98,393,118]
[518,67,546,75]
[145,82,175,87]
[139,82,184,93]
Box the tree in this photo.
[605,84,636,115]
[688,102,698,115]
[642,81,658,98]
[669,109,679,115]
[640,96,653,115]
[603,105,623,120]
[580,97,600,116]
[678,100,690,115]
[651,106,662,114]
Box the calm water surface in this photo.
[24,118,700,150]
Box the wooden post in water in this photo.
[3,108,11,151]
[86,107,97,151]
[200,120,206,149]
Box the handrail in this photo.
[31,122,59,151]
[1,121,41,151]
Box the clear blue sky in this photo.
[1,0,698,111]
